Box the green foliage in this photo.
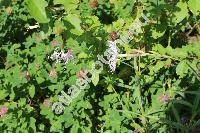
[173,1,188,24]
[0,0,200,132]
[54,0,79,14]
[26,0,49,23]
[188,0,200,16]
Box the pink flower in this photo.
[60,49,74,63]
[51,40,60,47]
[0,106,8,117]
[158,94,170,104]
[76,69,88,79]
[49,49,74,64]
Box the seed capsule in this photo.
[49,69,57,78]
[5,7,12,15]
[76,69,87,79]
[110,31,118,41]
[89,0,98,9]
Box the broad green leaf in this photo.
[104,130,112,133]
[0,89,8,100]
[53,20,65,35]
[36,77,45,84]
[92,71,99,86]
[176,60,189,78]
[153,61,165,72]
[54,0,79,13]
[151,28,165,39]
[62,112,74,128]
[26,0,49,23]
[78,52,88,59]
[170,48,188,58]
[173,1,188,24]
[153,44,166,55]
[188,0,200,16]
[29,85,35,98]
[29,117,36,132]
[65,14,83,35]
[39,124,45,131]
[70,123,79,133]
[66,75,77,85]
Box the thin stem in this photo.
[168,30,171,46]
[118,53,150,58]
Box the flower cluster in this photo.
[49,49,74,64]
[103,13,149,72]
[0,106,8,117]
[106,41,119,72]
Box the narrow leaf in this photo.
[92,71,99,86]
[29,85,35,98]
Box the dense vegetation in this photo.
[0,0,200,132]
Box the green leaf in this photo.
[176,60,189,78]
[171,48,188,58]
[130,122,143,131]
[9,88,15,100]
[153,61,165,73]
[188,0,200,16]
[54,0,79,13]
[151,28,165,39]
[64,14,83,35]
[26,0,49,23]
[62,112,74,128]
[172,100,193,108]
[78,52,88,59]
[0,89,9,100]
[92,71,99,86]
[29,117,36,132]
[39,124,45,131]
[173,1,188,24]
[29,85,35,98]
[153,44,166,55]
[36,77,45,84]
[107,84,114,92]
